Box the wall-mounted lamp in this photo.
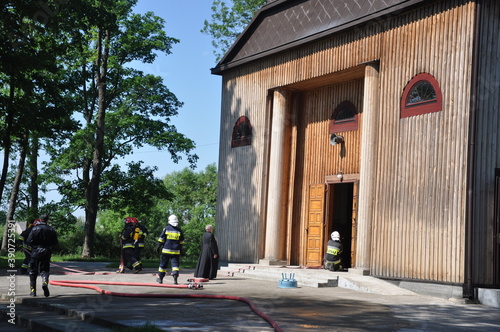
[330,133,344,146]
[337,172,343,182]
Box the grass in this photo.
[0,253,196,269]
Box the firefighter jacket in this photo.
[134,223,148,248]
[26,223,58,250]
[325,239,343,262]
[157,224,184,255]
[120,223,136,249]
[18,224,34,251]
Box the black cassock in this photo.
[194,231,219,279]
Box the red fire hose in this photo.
[49,264,284,332]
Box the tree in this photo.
[0,1,78,252]
[43,0,197,257]
[201,0,266,62]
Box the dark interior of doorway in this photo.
[329,182,353,269]
[494,169,500,284]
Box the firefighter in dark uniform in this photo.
[26,215,58,297]
[156,214,184,285]
[117,217,143,273]
[17,219,38,274]
[324,231,343,271]
[134,220,148,265]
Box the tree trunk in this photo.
[0,80,16,205]
[82,28,109,258]
[28,135,39,221]
[1,135,28,253]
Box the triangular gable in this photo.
[212,0,425,74]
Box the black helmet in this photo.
[40,214,49,222]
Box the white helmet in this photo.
[168,215,179,227]
[331,231,340,241]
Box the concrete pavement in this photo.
[1,261,500,331]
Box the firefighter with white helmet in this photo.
[324,231,344,271]
[156,214,184,284]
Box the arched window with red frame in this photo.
[231,116,252,148]
[401,73,442,118]
[329,100,359,133]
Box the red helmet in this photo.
[124,217,138,224]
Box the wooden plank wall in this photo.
[473,0,500,285]
[216,0,475,284]
[370,1,474,283]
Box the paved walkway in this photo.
[1,261,500,331]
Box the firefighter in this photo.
[17,219,38,274]
[324,231,343,271]
[26,215,58,297]
[134,220,148,265]
[117,217,143,274]
[156,214,184,285]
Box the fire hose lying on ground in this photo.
[49,263,284,332]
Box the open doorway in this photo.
[494,169,500,285]
[326,182,354,269]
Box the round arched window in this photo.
[329,101,358,133]
[401,73,442,118]
[231,116,252,148]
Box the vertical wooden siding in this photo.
[371,2,474,283]
[217,0,475,285]
[473,0,500,285]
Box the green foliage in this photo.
[201,0,267,61]
[161,163,218,260]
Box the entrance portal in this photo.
[327,183,354,269]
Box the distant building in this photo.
[212,0,500,297]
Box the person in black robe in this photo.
[193,224,219,279]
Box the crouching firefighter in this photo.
[117,217,143,273]
[324,231,343,272]
[156,215,184,285]
[26,215,58,297]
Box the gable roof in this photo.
[211,0,425,75]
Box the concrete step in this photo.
[478,288,500,308]
[220,264,339,288]
[220,264,416,296]
[0,297,121,332]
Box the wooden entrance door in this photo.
[306,184,325,267]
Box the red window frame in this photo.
[401,73,442,118]
[329,100,358,133]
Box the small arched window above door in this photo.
[401,73,442,118]
[231,116,252,148]
[329,101,358,133]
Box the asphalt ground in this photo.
[1,261,500,331]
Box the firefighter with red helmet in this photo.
[117,217,143,273]
[156,214,184,284]
[134,220,148,265]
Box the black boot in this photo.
[155,273,163,284]
[29,275,37,297]
[42,277,50,297]
[173,274,178,285]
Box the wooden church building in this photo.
[211,0,500,297]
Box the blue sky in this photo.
[124,0,222,178]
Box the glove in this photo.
[156,243,163,254]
